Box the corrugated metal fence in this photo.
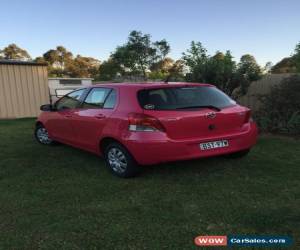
[0,61,49,118]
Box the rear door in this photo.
[70,87,117,152]
[139,86,249,140]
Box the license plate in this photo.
[200,140,229,150]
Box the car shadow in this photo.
[34,140,246,178]
[140,155,241,178]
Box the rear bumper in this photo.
[124,122,258,165]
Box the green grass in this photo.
[0,119,299,250]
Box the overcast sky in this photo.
[1,0,299,66]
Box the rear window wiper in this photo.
[176,105,221,111]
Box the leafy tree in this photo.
[0,43,31,60]
[148,57,185,81]
[182,42,237,94]
[263,61,273,74]
[150,57,174,73]
[111,31,170,78]
[149,57,174,80]
[293,41,300,72]
[271,42,300,73]
[271,57,296,73]
[42,46,73,77]
[209,50,237,94]
[165,59,185,81]
[98,58,122,81]
[68,55,100,78]
[236,54,262,81]
[236,54,262,94]
[34,56,47,64]
[182,41,209,83]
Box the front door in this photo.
[46,88,86,144]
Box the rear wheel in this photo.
[35,124,55,145]
[104,142,139,178]
[225,149,250,158]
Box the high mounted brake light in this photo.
[128,113,165,132]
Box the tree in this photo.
[271,57,296,73]
[182,41,209,83]
[263,61,273,74]
[34,56,47,64]
[237,54,262,81]
[111,31,170,78]
[68,55,100,78]
[236,54,262,94]
[98,58,122,81]
[293,41,300,72]
[0,43,31,60]
[271,42,300,73]
[165,59,185,81]
[150,57,174,73]
[182,42,237,94]
[209,50,237,94]
[42,46,73,77]
[148,58,185,81]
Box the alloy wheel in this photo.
[107,147,128,174]
[36,127,53,144]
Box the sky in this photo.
[1,0,299,66]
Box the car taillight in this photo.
[128,113,165,132]
[244,110,252,123]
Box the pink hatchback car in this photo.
[35,82,258,177]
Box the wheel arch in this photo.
[99,136,134,157]
[35,121,44,127]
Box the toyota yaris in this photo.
[35,82,258,177]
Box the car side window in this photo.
[82,88,111,109]
[103,89,117,109]
[55,89,85,111]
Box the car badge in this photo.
[206,112,216,119]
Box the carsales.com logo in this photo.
[194,236,227,246]
[194,235,293,247]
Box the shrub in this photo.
[255,75,300,135]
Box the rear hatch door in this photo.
[138,85,249,140]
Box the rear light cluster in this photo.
[128,113,165,132]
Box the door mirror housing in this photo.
[40,104,55,111]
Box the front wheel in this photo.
[35,124,55,145]
[104,142,140,178]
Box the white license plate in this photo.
[200,140,229,150]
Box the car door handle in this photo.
[95,114,106,119]
[65,114,72,118]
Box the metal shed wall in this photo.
[0,61,49,118]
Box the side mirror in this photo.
[40,104,55,111]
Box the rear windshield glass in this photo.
[137,86,236,110]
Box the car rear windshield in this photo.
[137,86,236,110]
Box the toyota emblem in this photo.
[206,112,216,119]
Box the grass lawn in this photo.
[0,119,299,250]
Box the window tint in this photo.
[103,89,117,109]
[82,88,111,109]
[56,89,85,110]
[138,86,236,110]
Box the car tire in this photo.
[34,124,55,145]
[104,142,140,178]
[225,149,250,158]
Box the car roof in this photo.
[92,82,213,89]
